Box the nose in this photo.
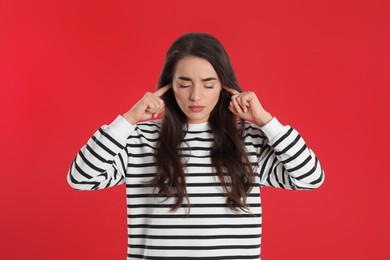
[190,85,201,101]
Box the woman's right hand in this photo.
[122,84,171,124]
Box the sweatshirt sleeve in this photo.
[67,115,135,190]
[254,117,325,190]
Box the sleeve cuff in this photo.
[260,117,286,143]
[106,114,136,141]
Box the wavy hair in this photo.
[145,32,255,212]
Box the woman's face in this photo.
[172,56,222,124]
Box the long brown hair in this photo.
[146,32,255,212]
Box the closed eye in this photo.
[205,85,214,89]
[179,85,191,88]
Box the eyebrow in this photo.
[177,76,217,82]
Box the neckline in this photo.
[187,121,210,131]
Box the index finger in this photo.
[223,85,240,95]
[154,84,171,97]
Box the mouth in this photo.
[189,106,205,112]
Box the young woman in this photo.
[67,32,324,260]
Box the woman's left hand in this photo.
[223,86,273,127]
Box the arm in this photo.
[256,118,324,189]
[67,85,171,191]
[224,86,324,189]
[67,115,135,190]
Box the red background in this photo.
[1,0,389,259]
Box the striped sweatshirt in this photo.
[67,115,324,260]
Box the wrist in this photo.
[122,112,137,125]
[254,112,273,127]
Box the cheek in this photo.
[210,90,222,104]
[173,89,187,105]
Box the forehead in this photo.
[174,56,218,79]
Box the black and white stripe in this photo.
[68,115,324,259]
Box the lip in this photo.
[189,106,205,112]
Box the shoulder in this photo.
[126,120,161,141]
[237,120,266,138]
[135,120,161,131]
[236,121,269,150]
